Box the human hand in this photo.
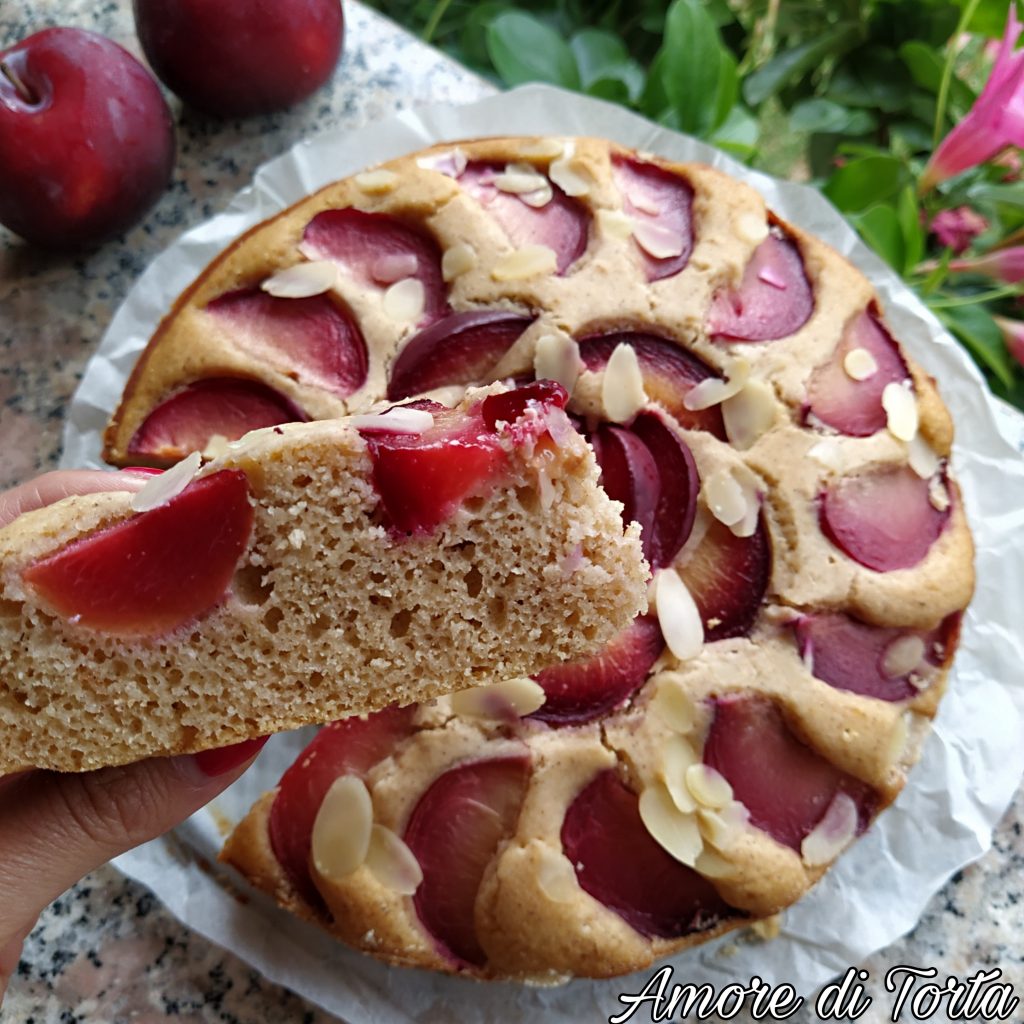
[0,470,268,1005]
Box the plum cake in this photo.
[0,382,646,773]
[103,136,973,980]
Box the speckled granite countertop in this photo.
[2,3,1023,1022]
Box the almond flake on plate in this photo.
[694,848,737,879]
[416,147,467,178]
[602,342,647,423]
[354,168,400,194]
[364,824,423,894]
[843,347,878,382]
[534,332,582,393]
[697,800,749,852]
[131,451,202,512]
[382,278,425,322]
[655,568,704,661]
[450,676,546,719]
[492,245,557,281]
[723,379,776,449]
[683,358,750,411]
[929,475,951,511]
[597,209,634,241]
[882,382,919,442]
[312,775,373,881]
[685,763,733,809]
[350,407,435,434]
[660,734,699,813]
[631,218,685,260]
[882,634,926,679]
[649,671,697,734]
[639,782,703,866]
[907,434,941,479]
[535,843,578,903]
[261,260,338,298]
[519,182,554,208]
[735,211,769,245]
[800,792,858,866]
[371,252,419,285]
[442,243,476,281]
[549,143,592,197]
[702,469,748,528]
[495,162,550,195]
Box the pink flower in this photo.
[929,206,989,253]
[947,246,1024,283]
[920,9,1024,191]
[996,316,1024,368]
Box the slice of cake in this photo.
[0,382,646,774]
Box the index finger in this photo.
[0,470,157,528]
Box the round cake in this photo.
[106,136,975,981]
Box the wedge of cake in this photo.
[0,382,646,774]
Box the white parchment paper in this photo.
[62,85,1024,1022]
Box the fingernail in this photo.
[192,736,269,778]
[121,467,164,476]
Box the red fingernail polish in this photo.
[193,736,269,777]
[122,467,164,475]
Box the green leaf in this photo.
[570,28,645,101]
[852,204,905,271]
[486,11,581,89]
[952,0,1017,37]
[789,98,877,136]
[827,50,915,112]
[967,183,1024,211]
[896,185,925,274]
[657,0,736,136]
[899,40,976,112]
[587,77,632,104]
[711,104,759,160]
[742,22,862,107]
[936,302,1016,389]
[569,28,629,84]
[824,156,906,213]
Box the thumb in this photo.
[0,737,266,995]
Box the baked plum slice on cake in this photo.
[459,161,590,275]
[577,332,727,438]
[793,613,958,702]
[300,208,448,324]
[269,705,418,908]
[821,465,951,571]
[611,154,695,281]
[405,754,531,967]
[0,383,647,773]
[387,310,536,401]
[205,288,369,397]
[562,769,739,938]
[528,615,665,726]
[127,378,307,464]
[805,310,911,436]
[703,695,878,853]
[708,228,814,342]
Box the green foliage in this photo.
[364,0,1024,408]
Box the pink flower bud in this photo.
[996,316,1024,368]
[947,246,1024,283]
[920,9,1024,190]
[929,207,989,253]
